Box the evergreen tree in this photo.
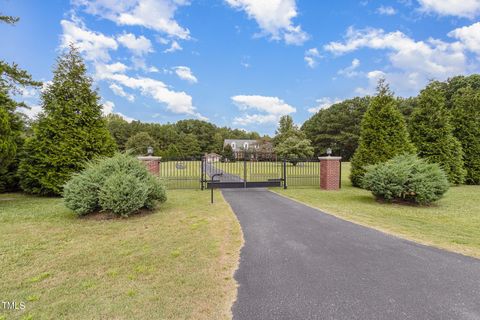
[18,45,116,195]
[452,86,480,184]
[0,13,41,191]
[409,83,466,184]
[350,80,415,187]
[125,132,156,156]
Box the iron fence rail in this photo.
[159,152,324,190]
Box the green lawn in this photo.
[275,162,480,259]
[0,190,243,320]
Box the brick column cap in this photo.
[318,156,342,160]
[137,156,162,161]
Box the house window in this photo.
[244,143,249,149]
[231,142,236,149]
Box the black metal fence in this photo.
[159,153,322,190]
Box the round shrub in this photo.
[63,153,167,217]
[99,173,148,217]
[362,154,449,205]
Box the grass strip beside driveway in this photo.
[0,190,243,320]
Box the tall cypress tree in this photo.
[409,83,466,184]
[350,80,415,187]
[18,45,116,195]
[452,86,480,184]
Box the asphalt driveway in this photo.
[222,188,480,320]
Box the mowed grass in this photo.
[275,162,480,258]
[0,190,243,320]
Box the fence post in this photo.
[137,156,161,175]
[318,156,342,190]
[201,157,205,190]
[243,153,247,188]
[283,159,287,189]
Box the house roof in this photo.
[224,139,258,145]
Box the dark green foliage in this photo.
[18,45,116,195]
[275,136,314,164]
[63,153,166,217]
[222,144,235,161]
[409,83,466,184]
[125,132,157,155]
[302,97,370,160]
[350,81,415,187]
[105,114,132,150]
[452,87,480,184]
[0,15,41,192]
[363,154,449,205]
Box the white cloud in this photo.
[324,26,469,94]
[376,6,396,15]
[109,83,135,102]
[96,65,205,119]
[225,0,309,45]
[304,47,321,68]
[231,94,296,125]
[117,32,153,56]
[417,0,480,19]
[60,18,118,62]
[102,100,135,122]
[19,105,43,119]
[338,58,361,77]
[74,0,191,39]
[449,22,480,54]
[173,66,198,83]
[164,40,182,53]
[307,97,343,113]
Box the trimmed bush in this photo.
[362,154,449,205]
[63,153,166,217]
[99,173,148,217]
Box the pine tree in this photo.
[452,86,480,184]
[350,80,415,187]
[18,45,116,195]
[409,83,466,184]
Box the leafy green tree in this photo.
[176,133,201,159]
[125,132,157,155]
[302,97,370,160]
[275,136,314,165]
[452,86,480,184]
[222,144,235,161]
[273,115,302,145]
[409,83,466,184]
[106,114,131,150]
[350,80,415,187]
[18,45,116,195]
[0,13,41,191]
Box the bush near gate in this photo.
[63,153,166,217]
[362,154,449,205]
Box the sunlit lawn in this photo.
[275,162,480,258]
[0,190,243,320]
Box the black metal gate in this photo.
[158,153,322,190]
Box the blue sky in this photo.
[1,0,480,135]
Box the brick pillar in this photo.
[137,156,161,175]
[319,156,341,190]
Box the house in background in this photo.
[223,139,274,160]
[204,152,221,163]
